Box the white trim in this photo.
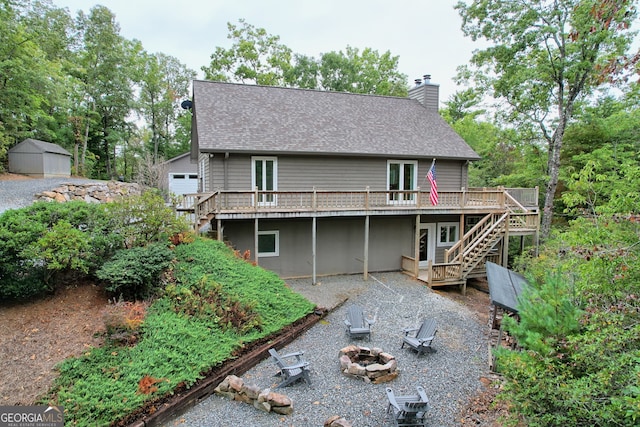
[437,222,459,247]
[386,159,418,205]
[258,230,279,257]
[251,156,278,206]
[418,223,437,267]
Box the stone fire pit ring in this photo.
[338,345,399,384]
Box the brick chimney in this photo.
[408,74,439,111]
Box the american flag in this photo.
[427,161,438,206]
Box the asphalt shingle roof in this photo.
[192,80,480,160]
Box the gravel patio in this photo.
[162,272,491,427]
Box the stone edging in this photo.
[214,374,294,415]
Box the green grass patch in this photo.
[45,237,315,426]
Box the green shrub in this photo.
[164,275,263,334]
[100,190,190,248]
[96,243,174,300]
[0,201,117,299]
[500,216,640,426]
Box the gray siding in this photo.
[167,154,197,174]
[408,82,440,111]
[206,153,468,192]
[42,153,70,178]
[199,153,211,191]
[223,216,414,278]
[8,152,70,177]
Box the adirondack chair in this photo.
[401,318,437,355]
[385,385,429,426]
[344,304,376,341]
[268,348,311,388]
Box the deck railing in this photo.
[177,187,538,217]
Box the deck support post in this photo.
[363,215,370,280]
[217,219,222,241]
[502,218,510,267]
[414,215,421,278]
[312,216,317,285]
[254,218,259,266]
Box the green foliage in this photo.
[96,243,174,300]
[502,274,582,358]
[0,201,118,299]
[561,106,640,218]
[101,190,190,248]
[0,194,187,301]
[455,0,638,238]
[203,19,408,96]
[46,238,315,426]
[500,215,640,425]
[30,220,92,284]
[202,18,293,86]
[164,275,263,334]
[172,238,315,338]
[318,46,408,96]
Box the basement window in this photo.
[258,230,279,257]
[437,222,458,247]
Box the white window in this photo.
[258,230,279,257]
[387,160,417,204]
[252,156,277,206]
[438,222,459,247]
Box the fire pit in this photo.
[338,345,399,383]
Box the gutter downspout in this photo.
[223,152,229,190]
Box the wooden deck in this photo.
[177,187,538,223]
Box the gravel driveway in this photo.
[163,272,490,427]
[0,176,104,214]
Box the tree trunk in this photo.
[81,119,89,177]
[541,116,568,240]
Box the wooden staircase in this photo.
[449,212,508,276]
[422,196,539,291]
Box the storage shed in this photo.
[8,139,71,178]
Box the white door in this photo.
[169,173,198,195]
[252,157,277,206]
[418,223,436,268]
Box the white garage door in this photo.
[169,173,198,195]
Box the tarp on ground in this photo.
[485,261,529,314]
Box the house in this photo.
[187,78,539,289]
[8,139,71,178]
[164,152,199,196]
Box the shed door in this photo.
[169,173,198,195]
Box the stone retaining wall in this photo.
[34,181,142,204]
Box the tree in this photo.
[135,51,196,162]
[455,0,638,239]
[203,19,408,96]
[202,19,293,86]
[76,5,134,179]
[0,0,74,166]
[319,46,407,96]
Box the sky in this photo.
[49,0,480,104]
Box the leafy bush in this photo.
[0,201,117,299]
[101,190,190,248]
[96,243,174,300]
[498,216,640,426]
